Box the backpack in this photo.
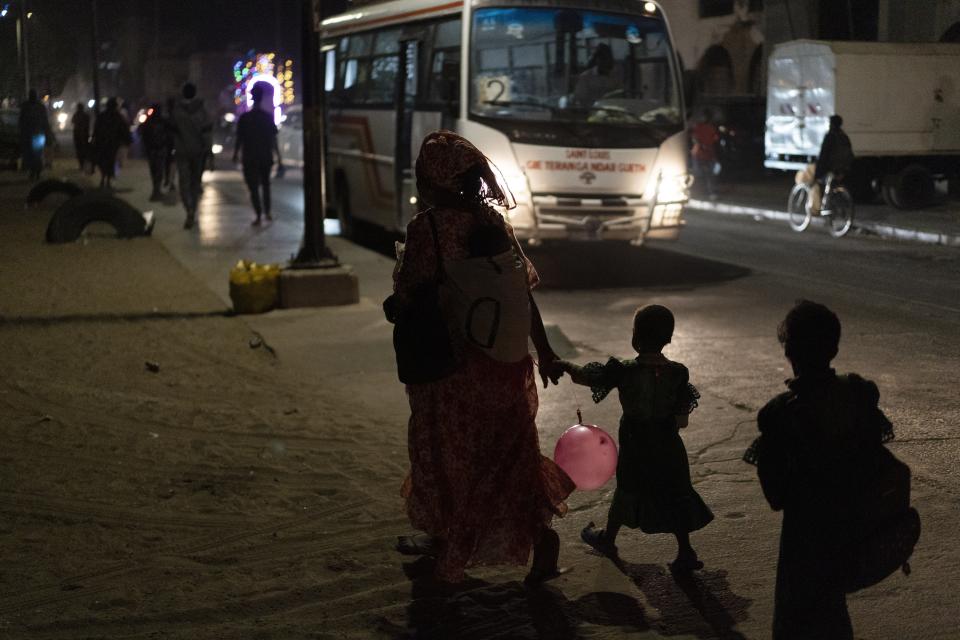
[843,445,920,593]
[440,225,531,363]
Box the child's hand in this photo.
[537,355,564,388]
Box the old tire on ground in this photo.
[46,191,153,243]
[883,164,936,210]
[27,179,84,206]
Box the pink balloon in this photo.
[553,424,618,490]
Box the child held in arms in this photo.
[558,304,713,571]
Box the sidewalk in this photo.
[0,160,419,639]
[688,173,960,247]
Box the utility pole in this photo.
[90,0,100,112]
[21,0,29,94]
[291,0,337,267]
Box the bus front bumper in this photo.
[508,196,686,244]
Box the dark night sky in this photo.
[1,0,302,97]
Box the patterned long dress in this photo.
[393,205,574,582]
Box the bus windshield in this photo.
[470,7,681,142]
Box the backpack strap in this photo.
[425,209,444,283]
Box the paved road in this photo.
[202,168,960,638]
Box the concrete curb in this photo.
[687,198,960,247]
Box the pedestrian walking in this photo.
[71,102,91,172]
[91,97,132,189]
[18,89,53,182]
[743,300,897,640]
[162,96,177,191]
[690,109,721,199]
[385,130,574,585]
[233,81,282,225]
[170,83,212,229]
[138,103,171,201]
[558,304,713,571]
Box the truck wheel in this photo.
[46,191,153,243]
[848,159,880,204]
[884,164,935,210]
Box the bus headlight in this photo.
[502,171,529,198]
[657,173,691,203]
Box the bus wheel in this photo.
[336,189,356,240]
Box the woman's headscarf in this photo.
[415,130,514,209]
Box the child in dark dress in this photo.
[558,305,714,571]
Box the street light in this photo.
[0,1,30,95]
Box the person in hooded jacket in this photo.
[170,83,212,229]
[91,97,133,189]
[71,102,91,172]
[18,89,53,181]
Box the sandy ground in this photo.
[0,174,423,639]
[2,162,956,640]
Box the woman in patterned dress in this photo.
[391,131,575,584]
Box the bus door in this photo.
[395,40,420,230]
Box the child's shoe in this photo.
[580,522,617,556]
[668,552,704,573]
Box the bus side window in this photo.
[367,29,402,104]
[425,18,461,108]
[339,33,374,105]
[323,48,337,94]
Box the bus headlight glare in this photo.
[503,172,529,196]
[657,174,690,203]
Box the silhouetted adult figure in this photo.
[815,114,853,184]
[690,108,721,199]
[18,89,52,181]
[91,97,132,189]
[163,96,177,191]
[745,300,895,640]
[233,81,282,225]
[71,102,91,172]
[170,83,211,229]
[573,43,618,107]
[388,130,573,585]
[138,103,171,201]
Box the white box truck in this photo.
[765,39,960,208]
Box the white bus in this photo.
[320,0,690,245]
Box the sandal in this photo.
[580,522,617,556]
[395,533,438,557]
[668,555,704,573]
[524,565,572,587]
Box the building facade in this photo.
[664,0,960,106]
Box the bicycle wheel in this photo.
[827,189,854,237]
[788,184,812,232]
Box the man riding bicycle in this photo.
[814,114,854,208]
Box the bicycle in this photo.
[787,172,855,237]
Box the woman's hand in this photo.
[537,352,564,388]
